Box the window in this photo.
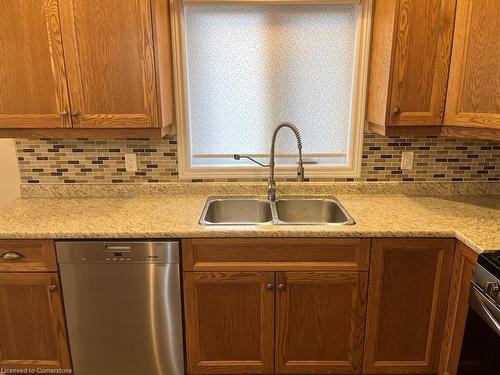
[171,0,372,178]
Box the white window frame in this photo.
[170,0,373,179]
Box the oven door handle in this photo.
[470,285,500,336]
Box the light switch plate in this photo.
[401,151,414,170]
[124,154,138,172]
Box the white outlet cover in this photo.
[401,151,414,170]
[124,154,138,172]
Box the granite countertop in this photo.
[0,190,498,254]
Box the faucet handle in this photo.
[233,154,269,168]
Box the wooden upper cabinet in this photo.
[367,0,456,134]
[0,273,71,370]
[444,0,500,130]
[0,0,71,128]
[184,271,275,374]
[275,272,367,374]
[0,0,175,137]
[363,238,454,374]
[59,0,159,128]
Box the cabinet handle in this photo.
[1,251,24,260]
[392,106,401,116]
[265,283,273,291]
[278,284,286,291]
[71,111,80,118]
[60,111,68,117]
[48,285,57,292]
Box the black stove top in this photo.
[478,251,500,279]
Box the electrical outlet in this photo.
[124,154,138,172]
[401,151,414,170]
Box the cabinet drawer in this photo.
[182,238,371,271]
[0,240,57,272]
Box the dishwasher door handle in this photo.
[105,245,132,251]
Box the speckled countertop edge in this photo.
[20,181,500,198]
[0,190,498,254]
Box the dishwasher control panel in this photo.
[101,250,154,262]
[99,246,160,262]
[56,241,180,264]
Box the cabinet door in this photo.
[0,273,71,370]
[276,272,368,374]
[184,272,274,374]
[444,0,500,130]
[388,0,456,126]
[439,242,478,375]
[0,0,71,128]
[59,0,158,128]
[363,239,454,374]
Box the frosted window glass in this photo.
[185,4,356,159]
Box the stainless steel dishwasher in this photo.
[56,241,184,375]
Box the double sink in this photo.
[200,196,355,225]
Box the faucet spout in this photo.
[268,122,304,201]
[233,122,305,202]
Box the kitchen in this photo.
[0,0,499,375]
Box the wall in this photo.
[15,134,500,184]
[0,139,21,203]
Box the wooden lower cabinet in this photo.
[363,238,454,374]
[0,273,71,370]
[276,272,368,374]
[182,238,371,272]
[184,271,275,374]
[182,238,471,375]
[439,242,478,375]
[184,270,368,374]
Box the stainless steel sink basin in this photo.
[200,197,273,225]
[275,198,355,225]
[200,196,355,226]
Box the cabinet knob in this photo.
[48,285,57,292]
[278,284,286,291]
[392,106,401,116]
[71,111,80,118]
[59,111,68,117]
[265,283,273,291]
[1,251,24,260]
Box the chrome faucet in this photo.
[234,122,305,201]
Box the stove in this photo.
[458,251,500,374]
[478,251,500,280]
[473,251,500,311]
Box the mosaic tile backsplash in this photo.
[15,134,500,184]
